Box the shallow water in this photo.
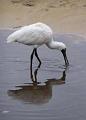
[0,30,86,120]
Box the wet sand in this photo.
[0,0,86,35]
[0,30,86,120]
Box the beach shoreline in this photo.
[0,0,86,36]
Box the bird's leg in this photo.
[34,63,41,84]
[30,56,41,86]
[30,48,35,78]
[34,48,41,65]
[60,70,66,81]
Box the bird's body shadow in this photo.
[8,62,67,104]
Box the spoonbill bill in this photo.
[7,22,69,67]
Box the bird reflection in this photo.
[8,63,66,104]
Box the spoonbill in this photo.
[7,22,69,67]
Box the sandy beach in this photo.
[0,0,86,36]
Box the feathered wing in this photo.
[7,23,53,45]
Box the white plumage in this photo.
[7,22,69,67]
[7,22,65,49]
[7,23,52,45]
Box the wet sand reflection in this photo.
[8,63,66,104]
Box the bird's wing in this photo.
[7,23,52,45]
[15,27,51,45]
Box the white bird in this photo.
[7,22,69,68]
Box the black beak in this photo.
[61,48,69,67]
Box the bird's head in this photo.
[47,41,69,67]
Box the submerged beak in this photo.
[61,48,69,67]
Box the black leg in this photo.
[30,56,41,86]
[61,70,66,81]
[34,63,41,82]
[34,48,41,65]
[30,48,35,78]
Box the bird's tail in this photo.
[7,32,17,43]
[7,35,15,43]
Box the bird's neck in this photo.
[47,40,63,50]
